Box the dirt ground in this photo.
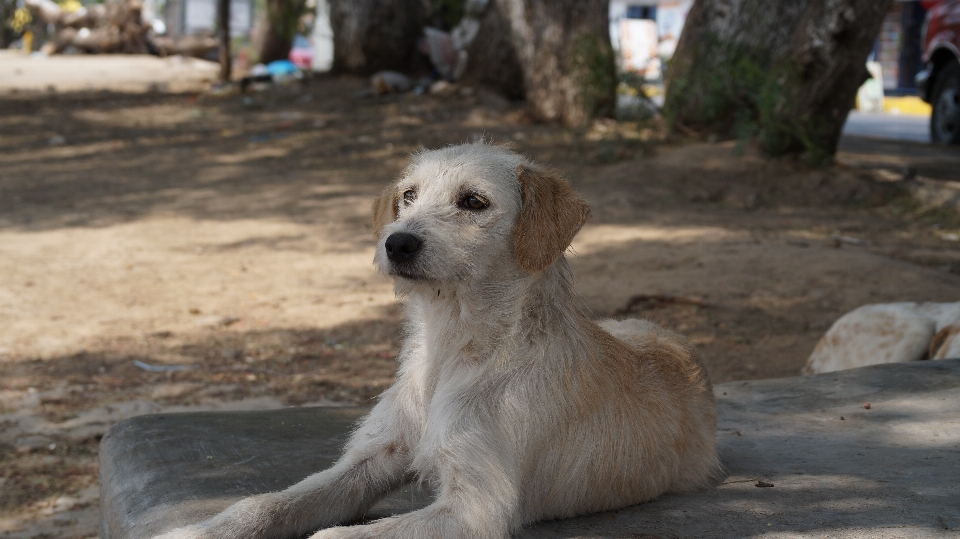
[2,73,960,539]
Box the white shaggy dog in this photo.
[154,143,719,539]
[804,302,960,374]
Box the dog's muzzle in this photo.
[385,232,422,263]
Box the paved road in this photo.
[842,110,931,143]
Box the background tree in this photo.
[495,0,615,126]
[0,0,18,48]
[329,0,427,75]
[259,0,309,64]
[459,0,524,100]
[323,0,611,125]
[664,0,893,161]
[217,0,231,81]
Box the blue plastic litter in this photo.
[266,60,300,76]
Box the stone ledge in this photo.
[100,359,960,539]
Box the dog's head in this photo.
[372,143,591,283]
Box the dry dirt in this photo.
[2,74,960,539]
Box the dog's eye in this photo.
[459,194,489,211]
[402,189,417,205]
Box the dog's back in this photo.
[516,317,719,522]
[598,319,719,490]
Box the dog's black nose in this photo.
[385,233,422,262]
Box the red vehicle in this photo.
[917,0,960,144]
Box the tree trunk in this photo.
[217,0,231,82]
[0,0,17,49]
[494,0,615,127]
[259,0,308,64]
[329,0,427,75]
[664,0,893,160]
[459,1,524,100]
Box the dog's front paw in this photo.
[308,507,508,539]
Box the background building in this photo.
[609,0,694,81]
[873,0,931,95]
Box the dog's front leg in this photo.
[152,399,414,539]
[311,431,520,539]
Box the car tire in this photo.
[931,60,960,144]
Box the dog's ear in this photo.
[372,183,399,239]
[514,166,592,273]
[929,325,957,359]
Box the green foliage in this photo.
[570,31,617,121]
[664,33,832,164]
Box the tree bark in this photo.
[1,0,17,49]
[494,0,616,126]
[259,0,308,64]
[329,0,427,75]
[217,0,231,82]
[459,1,524,100]
[664,0,893,159]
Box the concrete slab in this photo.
[100,359,960,539]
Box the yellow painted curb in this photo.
[883,96,932,116]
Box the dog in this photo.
[154,143,719,539]
[804,302,960,374]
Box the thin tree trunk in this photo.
[494,0,615,126]
[217,0,231,82]
[665,0,893,160]
[0,0,17,49]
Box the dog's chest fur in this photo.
[395,282,538,481]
